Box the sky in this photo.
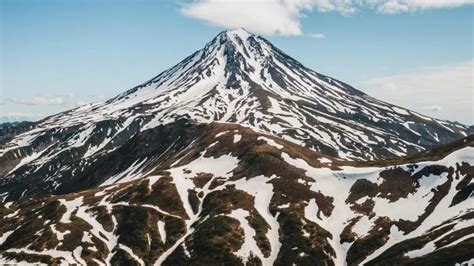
[1,0,473,124]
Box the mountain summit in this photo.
[0,28,471,200]
[0,29,473,265]
[22,29,469,159]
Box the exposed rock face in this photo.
[0,124,472,265]
[0,29,473,265]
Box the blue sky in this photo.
[1,0,473,124]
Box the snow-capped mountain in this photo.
[1,29,470,201]
[0,29,473,265]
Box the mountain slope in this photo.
[0,29,473,265]
[1,130,472,265]
[45,29,470,160]
[0,29,470,201]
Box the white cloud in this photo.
[362,60,473,124]
[423,105,442,112]
[373,0,474,14]
[308,32,326,39]
[8,96,65,106]
[181,0,473,36]
[0,111,44,118]
[4,94,107,108]
[0,112,45,122]
[181,0,313,36]
[1,93,111,122]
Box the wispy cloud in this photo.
[0,112,45,122]
[373,0,474,14]
[7,96,65,106]
[308,32,326,39]
[423,105,442,112]
[1,94,109,122]
[362,60,473,124]
[181,0,473,36]
[4,94,107,108]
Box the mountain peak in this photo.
[211,27,258,49]
[225,28,253,38]
[0,27,472,266]
[23,30,471,161]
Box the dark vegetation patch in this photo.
[208,177,227,190]
[166,216,244,265]
[164,216,187,247]
[365,235,474,266]
[162,244,191,265]
[188,189,200,214]
[340,217,359,244]
[192,172,213,188]
[346,164,456,234]
[351,198,375,216]
[451,162,474,206]
[346,217,392,266]
[1,200,64,251]
[199,184,273,257]
[346,179,378,203]
[246,254,263,266]
[81,234,109,263]
[201,185,254,217]
[402,238,474,266]
[396,166,452,233]
[247,213,271,257]
[354,135,474,167]
[109,176,187,219]
[270,177,334,218]
[2,251,62,265]
[110,248,141,266]
[435,226,474,248]
[113,206,164,264]
[90,206,114,232]
[377,168,418,201]
[57,216,92,251]
[426,211,474,235]
[365,224,455,265]
[346,179,376,216]
[275,210,334,266]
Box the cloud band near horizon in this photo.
[181,0,474,36]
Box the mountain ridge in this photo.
[0,126,472,265]
[2,29,470,157]
[0,28,471,201]
[0,29,473,265]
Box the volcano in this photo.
[0,29,472,265]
